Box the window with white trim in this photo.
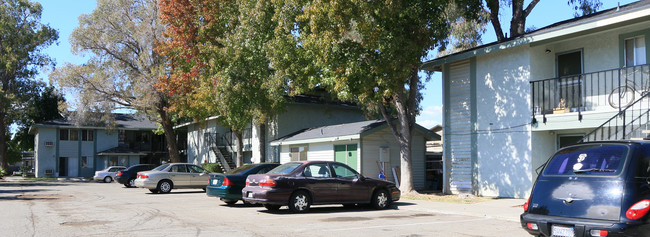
[625,36,646,67]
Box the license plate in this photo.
[551,225,575,237]
[247,192,253,198]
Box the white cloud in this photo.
[417,105,443,129]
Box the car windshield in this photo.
[543,144,628,176]
[267,162,301,174]
[152,164,170,171]
[227,164,255,174]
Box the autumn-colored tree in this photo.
[157,0,285,166]
[0,0,58,170]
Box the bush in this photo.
[0,168,5,178]
[201,163,223,173]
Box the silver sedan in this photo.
[134,163,212,194]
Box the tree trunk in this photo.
[259,123,266,163]
[234,130,244,167]
[379,68,420,194]
[157,106,180,163]
[486,0,505,42]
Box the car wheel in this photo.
[157,180,173,194]
[149,189,159,194]
[103,176,112,183]
[288,191,311,213]
[224,200,238,206]
[371,189,390,209]
[127,178,136,188]
[263,204,281,211]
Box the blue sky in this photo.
[35,0,638,129]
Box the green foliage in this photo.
[12,85,64,151]
[0,0,58,169]
[201,163,223,173]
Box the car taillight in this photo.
[259,179,276,187]
[245,179,250,186]
[137,174,148,179]
[590,230,608,237]
[626,199,650,220]
[526,223,538,230]
[222,177,232,186]
[523,197,530,212]
[117,172,123,177]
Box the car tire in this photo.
[127,178,136,188]
[149,189,159,194]
[157,180,173,194]
[263,204,281,211]
[371,189,390,209]
[224,200,237,206]
[288,190,311,213]
[103,176,112,183]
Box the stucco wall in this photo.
[475,45,533,198]
[35,128,56,178]
[187,119,229,164]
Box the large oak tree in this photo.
[51,0,182,162]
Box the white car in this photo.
[93,166,126,183]
[134,163,211,194]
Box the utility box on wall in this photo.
[379,147,390,162]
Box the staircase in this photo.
[205,133,236,172]
[580,91,650,142]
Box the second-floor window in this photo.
[81,130,94,141]
[625,36,646,67]
[59,129,79,141]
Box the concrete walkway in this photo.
[399,197,526,222]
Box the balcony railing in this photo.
[531,64,650,123]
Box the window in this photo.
[188,165,206,173]
[625,36,646,67]
[69,129,79,141]
[290,146,308,161]
[544,144,628,176]
[268,162,301,174]
[60,129,69,140]
[82,130,94,141]
[170,165,188,173]
[332,163,358,179]
[303,163,331,178]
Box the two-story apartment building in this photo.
[29,113,178,178]
[422,1,650,198]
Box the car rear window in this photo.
[543,144,629,176]
[267,162,301,174]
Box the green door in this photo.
[334,144,358,171]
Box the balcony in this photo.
[531,64,650,122]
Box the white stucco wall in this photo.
[475,45,533,198]
[186,119,229,164]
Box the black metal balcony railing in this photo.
[531,64,650,123]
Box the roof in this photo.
[30,113,158,134]
[270,120,441,146]
[422,1,650,71]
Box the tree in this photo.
[0,0,58,170]
[268,0,478,194]
[486,0,602,42]
[157,0,286,167]
[50,0,182,162]
[12,85,64,152]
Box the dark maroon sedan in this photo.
[241,161,400,213]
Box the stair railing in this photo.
[580,90,650,143]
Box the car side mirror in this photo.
[354,175,365,182]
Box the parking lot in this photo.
[0,179,528,237]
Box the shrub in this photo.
[201,163,223,173]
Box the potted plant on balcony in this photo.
[553,98,567,114]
